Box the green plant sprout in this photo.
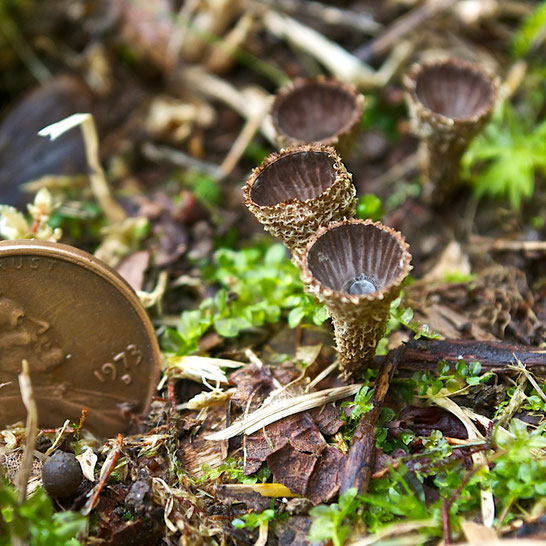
[308,488,360,546]
[340,385,375,441]
[411,359,493,397]
[181,170,221,206]
[462,101,546,209]
[376,295,441,355]
[356,194,384,222]
[232,504,285,530]
[200,458,271,485]
[310,423,546,545]
[162,244,328,354]
[0,479,87,545]
[513,2,546,57]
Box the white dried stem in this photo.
[39,113,126,223]
[263,11,378,87]
[257,0,381,34]
[15,360,38,504]
[218,92,271,178]
[180,66,276,143]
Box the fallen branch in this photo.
[340,346,402,495]
[381,339,546,374]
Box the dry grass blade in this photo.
[430,396,495,527]
[44,419,71,456]
[511,356,546,403]
[206,384,361,440]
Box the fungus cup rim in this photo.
[404,58,497,125]
[300,219,412,305]
[271,76,365,147]
[243,143,349,209]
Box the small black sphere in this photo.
[41,450,83,498]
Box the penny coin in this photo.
[0,240,161,437]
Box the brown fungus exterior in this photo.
[271,77,364,157]
[404,58,497,205]
[300,219,412,379]
[243,144,356,254]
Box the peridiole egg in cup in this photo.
[300,219,412,379]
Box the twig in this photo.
[369,153,418,188]
[263,10,378,87]
[354,0,453,62]
[206,12,255,73]
[218,94,271,179]
[79,115,127,223]
[142,142,221,177]
[306,360,340,392]
[384,339,546,374]
[15,360,38,504]
[257,0,381,34]
[469,234,546,253]
[340,346,402,494]
[179,66,277,143]
[167,377,178,415]
[166,0,201,68]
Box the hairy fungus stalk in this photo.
[404,58,497,204]
[271,77,364,157]
[243,144,356,254]
[300,219,412,378]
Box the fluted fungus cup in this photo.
[404,58,497,204]
[243,144,356,256]
[271,77,364,157]
[300,219,412,379]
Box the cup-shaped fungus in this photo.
[271,77,364,157]
[244,144,356,253]
[300,219,412,378]
[404,58,497,204]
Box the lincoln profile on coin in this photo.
[0,294,65,377]
[0,293,141,433]
[0,239,161,436]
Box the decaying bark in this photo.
[340,346,402,494]
[389,339,546,374]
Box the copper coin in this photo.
[0,240,161,437]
